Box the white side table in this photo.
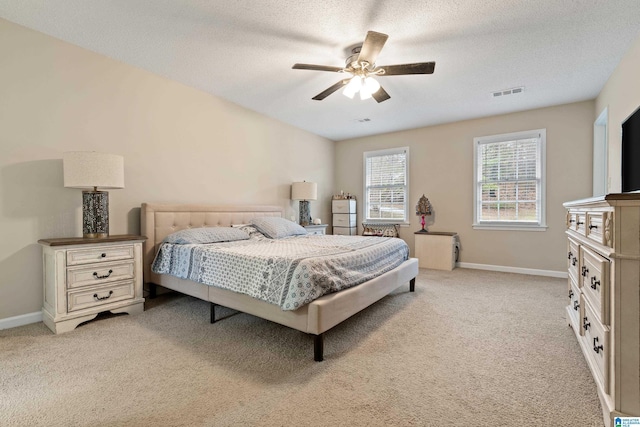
[304,224,328,235]
[414,231,458,270]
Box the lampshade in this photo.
[63,151,124,189]
[291,181,317,201]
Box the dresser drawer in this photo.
[333,214,356,227]
[332,199,356,214]
[67,280,135,312]
[67,245,134,266]
[568,277,581,334]
[580,245,610,325]
[586,212,613,248]
[567,238,580,284]
[581,297,610,394]
[66,260,135,289]
[334,226,358,236]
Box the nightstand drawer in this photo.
[66,261,135,289]
[67,280,134,312]
[67,245,134,266]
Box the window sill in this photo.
[472,223,548,232]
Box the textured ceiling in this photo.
[1,1,639,141]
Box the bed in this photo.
[141,203,419,361]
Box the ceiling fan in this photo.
[292,31,435,103]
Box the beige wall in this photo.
[0,19,335,320]
[596,33,640,193]
[335,101,595,273]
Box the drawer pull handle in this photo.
[581,266,589,277]
[93,290,113,301]
[569,219,576,223]
[568,290,574,299]
[576,221,584,226]
[573,301,579,311]
[583,317,590,331]
[593,337,603,354]
[567,251,572,260]
[588,224,598,230]
[101,253,107,258]
[572,257,577,266]
[590,276,600,290]
[93,269,113,279]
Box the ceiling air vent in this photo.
[357,118,371,123]
[492,86,524,98]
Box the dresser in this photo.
[38,235,146,334]
[332,199,357,235]
[563,194,640,427]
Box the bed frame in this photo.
[141,203,419,361]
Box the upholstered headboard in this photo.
[140,203,283,284]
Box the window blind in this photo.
[477,136,541,223]
[365,149,407,221]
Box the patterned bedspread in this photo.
[152,234,409,310]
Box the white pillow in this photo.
[250,217,308,239]
[163,227,250,244]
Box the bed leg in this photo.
[148,283,157,299]
[313,334,324,362]
[410,278,416,292]
[210,303,217,324]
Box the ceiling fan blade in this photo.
[378,62,436,76]
[312,80,348,100]
[372,86,391,103]
[293,63,344,72]
[357,31,389,66]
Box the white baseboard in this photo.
[456,262,567,279]
[0,311,43,330]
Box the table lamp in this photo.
[63,151,124,238]
[291,181,317,226]
[415,194,433,233]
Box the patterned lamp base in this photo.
[82,190,109,238]
[298,200,311,226]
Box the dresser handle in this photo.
[93,290,113,301]
[581,266,589,277]
[588,224,598,230]
[93,269,113,279]
[567,251,572,260]
[568,290,574,299]
[590,276,600,290]
[573,301,579,311]
[576,221,584,226]
[569,219,576,223]
[593,337,603,354]
[101,253,107,258]
[572,257,577,266]
[583,317,590,331]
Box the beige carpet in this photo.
[1,268,603,427]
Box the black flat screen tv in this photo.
[622,106,640,193]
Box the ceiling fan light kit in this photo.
[293,31,435,103]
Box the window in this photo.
[364,147,409,223]
[473,129,546,230]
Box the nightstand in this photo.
[304,224,328,235]
[38,235,146,334]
